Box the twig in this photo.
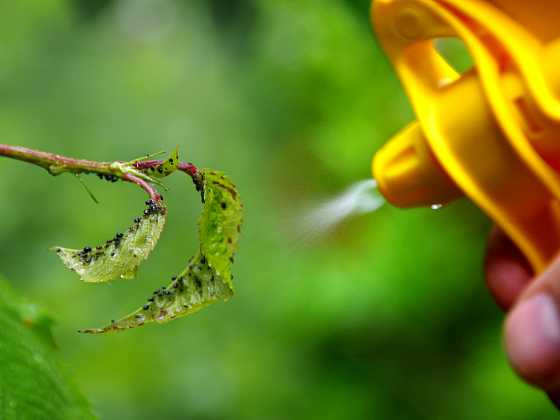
[122,173,160,202]
[133,160,198,176]
[0,144,113,176]
[0,144,198,200]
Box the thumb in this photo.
[505,257,560,390]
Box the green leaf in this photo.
[51,199,167,283]
[0,278,95,419]
[80,168,243,334]
[198,169,243,290]
[152,147,179,178]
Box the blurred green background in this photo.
[0,0,556,419]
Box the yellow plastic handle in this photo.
[371,0,560,272]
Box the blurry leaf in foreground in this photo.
[0,278,95,419]
[80,169,243,334]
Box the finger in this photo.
[548,390,560,410]
[505,257,560,390]
[484,228,532,311]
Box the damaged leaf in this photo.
[52,199,167,283]
[143,147,179,178]
[78,251,232,333]
[80,169,243,333]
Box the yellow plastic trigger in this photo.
[371,0,560,273]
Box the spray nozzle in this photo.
[373,122,460,208]
[371,0,560,272]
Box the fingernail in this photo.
[506,294,560,386]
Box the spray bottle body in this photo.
[372,0,560,273]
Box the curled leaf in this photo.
[198,169,243,290]
[144,147,179,178]
[52,199,167,283]
[79,252,232,333]
[80,168,243,333]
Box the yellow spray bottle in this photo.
[371,0,560,273]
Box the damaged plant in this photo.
[0,145,243,334]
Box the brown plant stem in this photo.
[133,159,198,176]
[0,144,198,200]
[0,144,113,176]
[121,173,161,201]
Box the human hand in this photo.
[485,228,560,408]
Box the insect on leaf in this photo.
[52,199,167,283]
[80,169,243,333]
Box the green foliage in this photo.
[146,147,180,178]
[0,279,95,420]
[79,251,233,334]
[52,200,167,283]
[80,169,243,333]
[198,169,243,291]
